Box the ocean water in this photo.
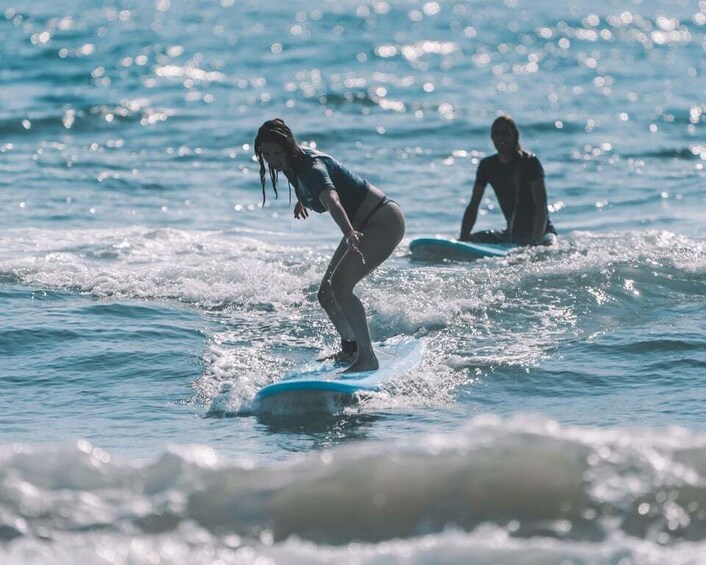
[1,0,705,563]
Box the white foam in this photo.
[2,418,706,563]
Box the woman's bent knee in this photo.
[329,273,355,301]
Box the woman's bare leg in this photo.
[329,203,405,372]
[318,238,355,342]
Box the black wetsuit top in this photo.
[283,147,370,219]
[475,151,556,240]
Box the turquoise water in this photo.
[1,1,705,563]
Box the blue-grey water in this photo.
[1,0,705,563]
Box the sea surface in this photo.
[1,0,705,563]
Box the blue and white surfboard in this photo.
[254,337,423,409]
[409,236,516,261]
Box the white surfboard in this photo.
[254,336,424,408]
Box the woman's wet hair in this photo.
[491,115,521,152]
[254,118,302,205]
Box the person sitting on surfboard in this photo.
[459,115,557,245]
[254,118,405,372]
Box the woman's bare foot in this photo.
[320,350,356,365]
[341,354,379,373]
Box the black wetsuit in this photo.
[469,151,556,244]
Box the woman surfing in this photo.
[254,118,405,372]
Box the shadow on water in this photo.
[248,391,382,445]
[203,389,384,448]
[258,412,380,435]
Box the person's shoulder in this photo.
[518,150,545,178]
[295,147,321,172]
[300,146,335,170]
[298,146,315,163]
[519,150,541,162]
[301,146,332,161]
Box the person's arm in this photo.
[299,160,364,256]
[301,160,356,238]
[318,188,365,260]
[460,182,486,241]
[318,188,355,237]
[293,200,308,219]
[529,177,548,245]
